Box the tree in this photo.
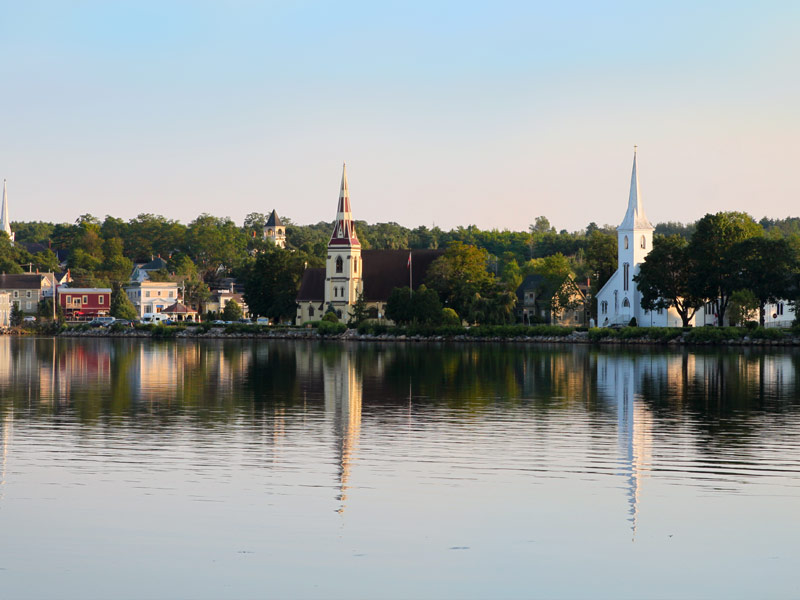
[348,291,369,326]
[729,237,798,326]
[425,242,494,319]
[411,285,443,325]
[10,303,23,326]
[110,284,139,321]
[241,246,316,323]
[633,235,704,327]
[187,214,248,278]
[688,212,763,324]
[586,230,617,293]
[386,287,413,325]
[222,299,243,321]
[728,289,759,326]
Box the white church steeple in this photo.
[0,180,14,243]
[618,147,654,232]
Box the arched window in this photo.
[622,298,630,308]
[641,235,646,249]
[334,288,338,298]
[308,306,315,317]
[624,235,629,249]
[336,256,343,273]
[623,263,630,291]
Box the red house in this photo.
[59,288,112,320]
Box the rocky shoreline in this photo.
[52,327,800,346]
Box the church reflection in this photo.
[322,349,362,513]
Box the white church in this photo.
[595,150,688,328]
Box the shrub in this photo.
[321,312,339,324]
[441,307,461,326]
[318,321,347,336]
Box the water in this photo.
[1,338,799,599]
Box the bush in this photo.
[150,325,177,338]
[441,307,460,326]
[318,320,347,335]
[321,312,339,324]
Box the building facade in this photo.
[59,288,112,320]
[0,273,55,314]
[123,281,180,317]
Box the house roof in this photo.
[139,257,169,271]
[297,268,325,301]
[265,210,282,227]
[21,241,50,255]
[0,273,51,290]
[161,301,196,314]
[58,288,111,293]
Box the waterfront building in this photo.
[295,164,443,324]
[595,150,687,327]
[0,273,56,314]
[263,210,286,248]
[130,257,169,283]
[58,288,111,320]
[123,281,180,317]
[0,292,10,327]
[516,274,590,326]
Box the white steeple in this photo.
[0,180,13,242]
[617,148,653,231]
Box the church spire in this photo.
[618,148,653,231]
[0,180,13,242]
[329,163,360,247]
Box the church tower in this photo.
[263,210,286,248]
[324,163,362,321]
[616,148,653,322]
[1,180,14,243]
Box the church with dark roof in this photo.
[295,165,443,324]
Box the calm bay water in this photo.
[1,337,799,599]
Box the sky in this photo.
[0,1,798,232]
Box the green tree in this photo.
[10,303,23,326]
[729,237,798,326]
[187,214,249,278]
[586,230,618,294]
[110,284,139,320]
[425,242,494,319]
[411,285,443,325]
[348,291,369,326]
[386,287,413,325]
[728,289,759,326]
[688,212,763,324]
[222,299,243,321]
[633,235,704,327]
[241,246,315,322]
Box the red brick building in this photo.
[59,288,111,320]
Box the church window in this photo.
[778,303,784,316]
[623,263,630,291]
[624,236,629,249]
[622,298,630,308]
[641,235,646,249]
[336,256,343,273]
[601,301,608,315]
[308,306,314,317]
[334,288,338,298]
[657,307,663,315]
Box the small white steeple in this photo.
[0,180,14,243]
[618,147,654,231]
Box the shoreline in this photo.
[47,326,800,347]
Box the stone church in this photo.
[295,165,443,324]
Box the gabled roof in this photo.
[265,210,282,227]
[0,273,51,290]
[161,301,196,314]
[139,257,169,271]
[361,249,444,301]
[618,149,654,231]
[297,268,325,301]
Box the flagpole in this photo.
[409,252,412,297]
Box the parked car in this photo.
[256,317,270,325]
[89,317,115,327]
[22,316,37,323]
[112,319,134,327]
[212,320,227,325]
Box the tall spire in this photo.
[0,180,13,242]
[618,147,653,231]
[329,163,360,247]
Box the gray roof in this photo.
[265,210,283,228]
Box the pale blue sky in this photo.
[1,1,798,230]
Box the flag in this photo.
[407,252,412,268]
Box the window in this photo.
[308,306,315,317]
[83,296,88,304]
[657,307,663,315]
[334,288,338,298]
[146,291,151,297]
[26,302,31,310]
[622,298,630,308]
[601,301,608,315]
[26,291,31,298]
[623,263,630,291]
[336,256,343,273]
[641,235,646,249]
[778,303,784,316]
[13,291,18,298]
[66,295,71,304]
[624,235,629,249]
[341,287,345,298]
[168,291,174,298]
[99,296,105,304]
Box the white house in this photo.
[595,150,688,328]
[123,281,180,317]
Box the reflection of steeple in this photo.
[597,354,654,539]
[0,416,10,503]
[323,349,362,514]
